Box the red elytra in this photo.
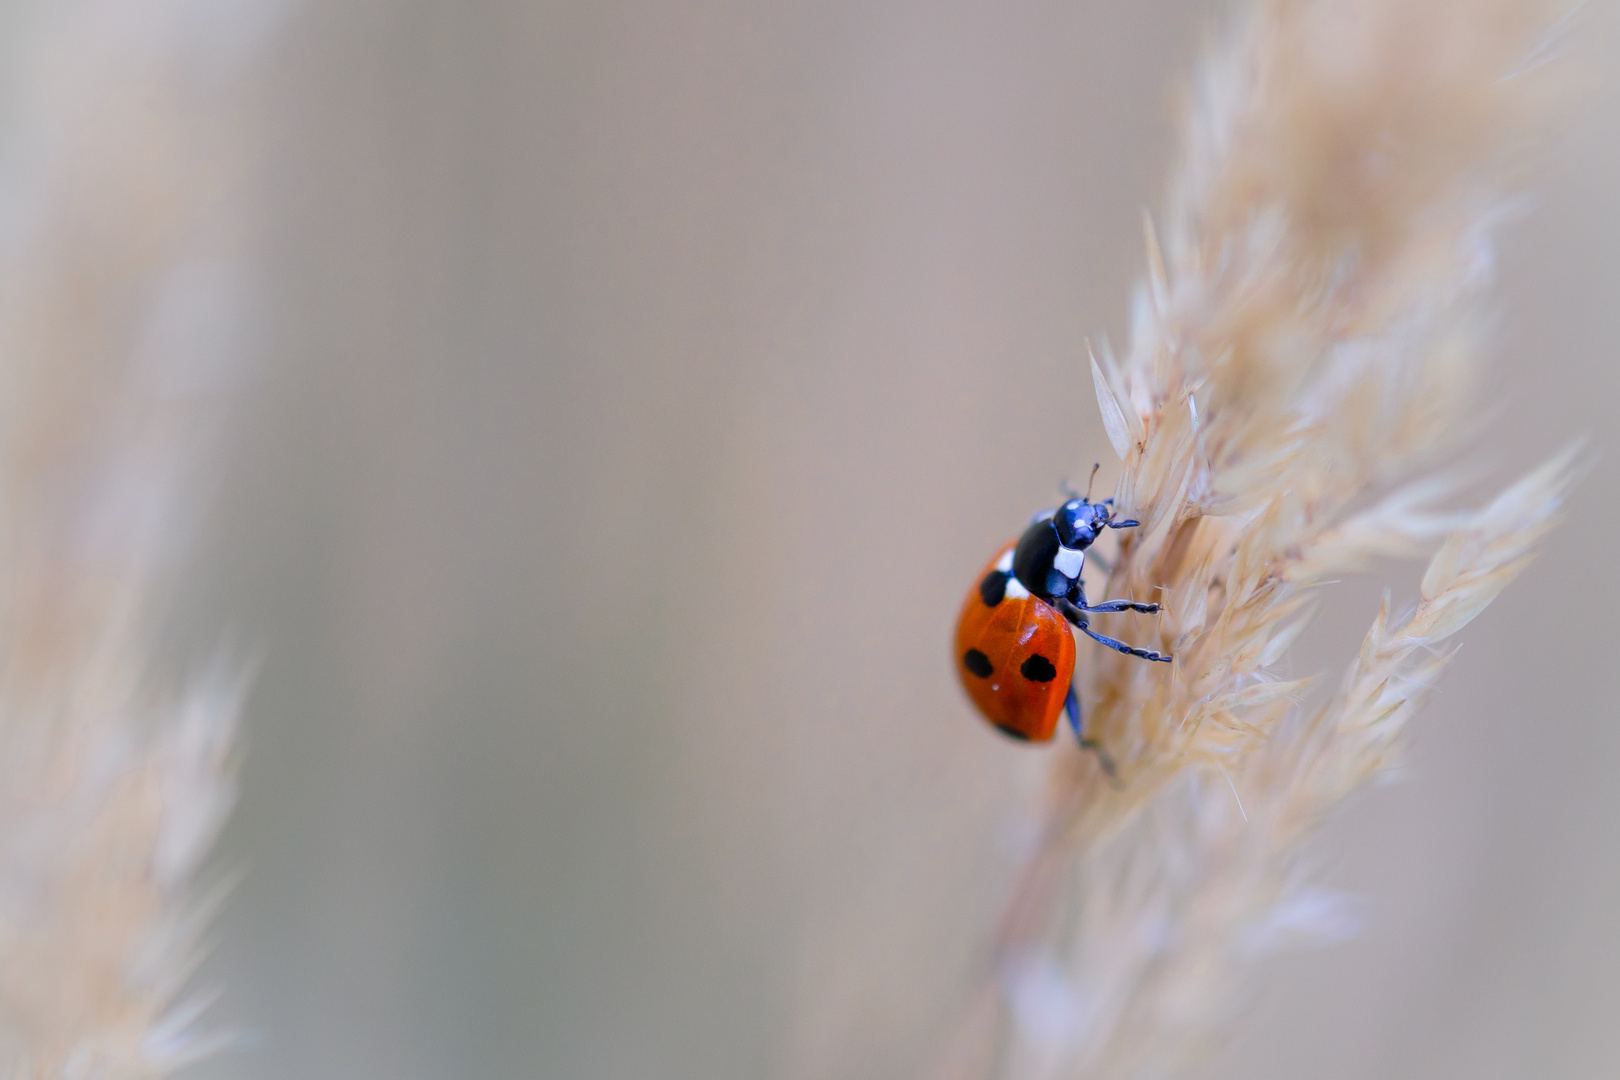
[953,543,1076,742]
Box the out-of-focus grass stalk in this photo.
[941,1,1583,1078]
[0,2,276,1075]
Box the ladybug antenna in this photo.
[1085,462,1101,501]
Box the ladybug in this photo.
[954,488,1170,748]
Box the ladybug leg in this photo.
[1080,597,1159,614]
[1056,597,1172,663]
[1073,580,1159,615]
[1066,687,1120,781]
[1080,623,1171,662]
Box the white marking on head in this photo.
[995,548,1014,573]
[1004,577,1031,600]
[1053,545,1085,579]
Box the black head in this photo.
[1052,498,1112,549]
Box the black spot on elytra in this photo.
[1020,654,1058,682]
[963,649,993,678]
[978,570,1008,607]
[993,723,1031,741]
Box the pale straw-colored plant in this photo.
[0,2,277,1076]
[941,1,1584,1077]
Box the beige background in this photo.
[180,1,1620,1077]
